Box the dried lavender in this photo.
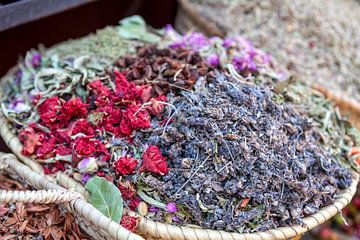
[134,71,352,232]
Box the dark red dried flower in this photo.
[120,215,139,232]
[56,145,71,155]
[36,138,56,159]
[61,97,88,123]
[128,198,141,211]
[118,181,136,200]
[125,104,151,130]
[38,96,64,129]
[114,156,138,175]
[114,71,142,102]
[139,145,168,176]
[19,127,44,156]
[70,118,95,136]
[88,80,111,106]
[72,137,97,161]
[147,95,167,117]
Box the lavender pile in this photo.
[132,70,352,232]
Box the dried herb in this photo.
[1,17,358,234]
[133,70,352,232]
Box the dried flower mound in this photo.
[19,127,44,156]
[38,96,64,129]
[114,156,138,175]
[114,71,142,102]
[127,104,151,130]
[120,215,139,232]
[139,145,168,175]
[61,97,88,122]
[36,138,56,159]
[118,181,136,200]
[147,96,167,118]
[70,118,95,136]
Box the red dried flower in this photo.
[43,161,66,174]
[70,118,95,136]
[118,181,136,200]
[147,95,167,117]
[56,145,71,155]
[61,97,88,123]
[114,156,138,175]
[88,80,111,106]
[96,171,106,177]
[128,198,141,211]
[19,127,44,156]
[95,105,122,135]
[139,145,168,176]
[72,137,97,161]
[38,96,64,129]
[114,71,142,102]
[125,104,151,130]
[120,215,139,232]
[36,138,56,159]
[119,114,133,136]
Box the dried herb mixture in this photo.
[0,17,358,233]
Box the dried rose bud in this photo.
[77,157,98,173]
[166,202,177,213]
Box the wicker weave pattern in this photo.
[0,153,144,240]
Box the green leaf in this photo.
[118,15,161,43]
[85,176,123,222]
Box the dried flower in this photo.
[36,138,56,159]
[120,215,139,232]
[114,156,138,175]
[31,52,42,68]
[72,137,97,161]
[125,104,151,130]
[77,157,98,173]
[118,181,136,200]
[166,202,177,213]
[207,54,220,67]
[70,118,95,136]
[38,96,64,129]
[19,127,44,156]
[147,96,167,118]
[61,97,88,123]
[139,145,168,175]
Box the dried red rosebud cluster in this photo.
[19,71,168,176]
[114,44,213,97]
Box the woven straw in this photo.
[1,48,359,240]
[0,153,144,240]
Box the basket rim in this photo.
[0,65,359,240]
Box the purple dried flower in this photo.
[166,202,177,213]
[77,157,98,173]
[207,54,220,66]
[81,173,91,184]
[8,96,30,113]
[172,215,180,222]
[31,52,42,68]
[149,206,160,212]
[223,38,235,48]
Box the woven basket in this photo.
[0,152,144,240]
[175,0,360,131]
[0,67,359,240]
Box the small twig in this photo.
[173,156,210,196]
